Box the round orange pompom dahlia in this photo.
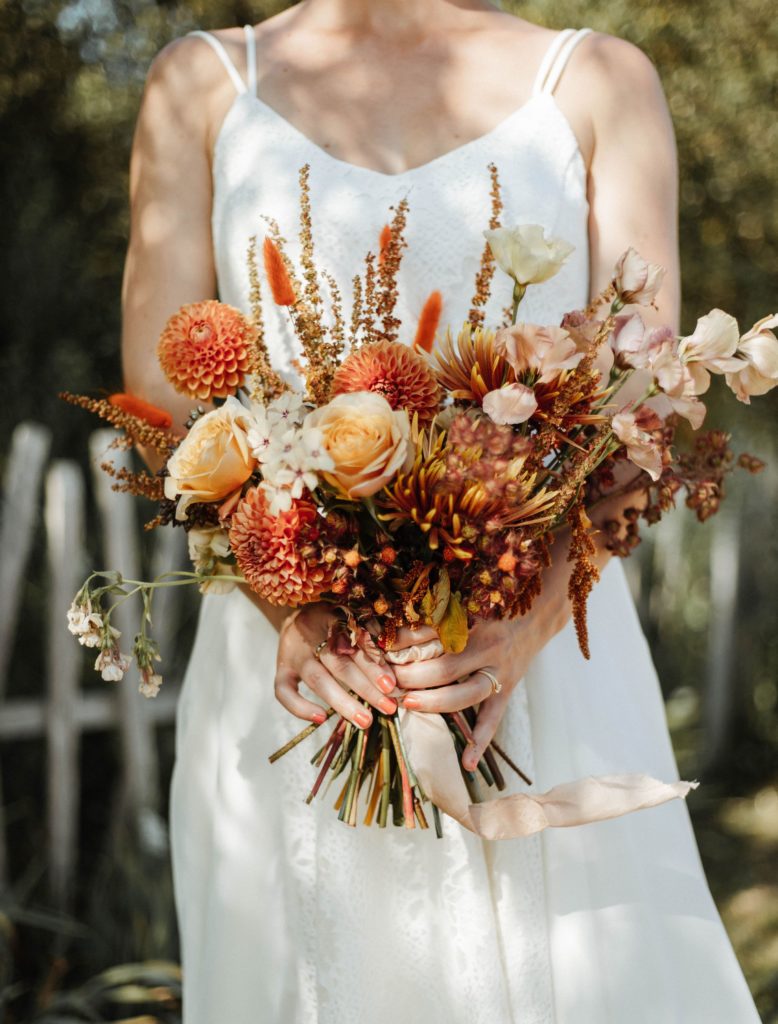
[157,300,256,401]
[333,341,441,423]
[228,487,333,606]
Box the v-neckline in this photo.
[215,88,569,181]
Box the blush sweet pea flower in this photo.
[482,382,539,425]
[612,408,663,481]
[677,309,743,394]
[725,314,778,403]
[613,248,665,308]
[494,323,583,383]
[484,225,574,287]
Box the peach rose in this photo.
[164,396,256,519]
[302,391,410,498]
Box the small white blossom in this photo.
[67,599,105,647]
[139,671,162,698]
[261,481,294,515]
[266,391,305,427]
[94,646,131,682]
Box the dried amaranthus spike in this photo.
[99,460,165,501]
[566,501,600,659]
[298,164,324,316]
[361,251,380,346]
[468,163,503,327]
[376,198,410,343]
[350,273,364,349]
[59,392,178,453]
[246,236,287,402]
[378,223,393,266]
[413,291,443,354]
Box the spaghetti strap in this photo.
[243,24,257,96]
[188,29,247,95]
[538,27,594,96]
[530,28,576,98]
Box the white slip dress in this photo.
[169,25,762,1024]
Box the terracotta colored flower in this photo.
[333,341,441,423]
[157,300,256,401]
[228,487,333,606]
[108,393,172,429]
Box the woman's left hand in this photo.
[390,616,540,773]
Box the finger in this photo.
[351,648,399,697]
[462,687,512,771]
[398,672,492,714]
[320,650,397,716]
[389,624,440,651]
[301,659,375,729]
[274,666,328,723]
[394,648,483,690]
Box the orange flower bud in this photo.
[373,596,389,616]
[380,546,397,565]
[498,552,517,572]
[344,548,361,568]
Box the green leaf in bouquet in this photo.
[429,567,451,626]
[438,591,468,654]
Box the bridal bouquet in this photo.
[64,164,776,837]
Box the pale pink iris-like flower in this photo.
[613,248,665,307]
[482,382,539,425]
[495,323,583,383]
[677,309,743,395]
[725,314,778,404]
[611,409,663,481]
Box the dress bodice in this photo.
[191,25,593,384]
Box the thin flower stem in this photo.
[387,718,415,828]
[268,709,336,764]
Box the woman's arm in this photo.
[392,32,682,768]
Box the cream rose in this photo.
[302,391,410,498]
[165,396,256,519]
[484,224,574,286]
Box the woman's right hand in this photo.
[274,604,399,730]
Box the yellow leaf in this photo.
[430,567,451,626]
[439,591,468,654]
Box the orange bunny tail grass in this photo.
[378,224,393,266]
[413,291,443,354]
[59,392,178,454]
[468,162,503,327]
[108,393,172,429]
[263,236,297,306]
[566,501,601,660]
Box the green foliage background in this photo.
[0,1,776,1019]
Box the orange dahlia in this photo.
[228,487,333,605]
[157,300,256,401]
[332,340,441,423]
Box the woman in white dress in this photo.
[122,2,762,1021]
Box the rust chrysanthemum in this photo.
[431,323,513,402]
[228,487,333,605]
[157,300,256,401]
[333,340,442,423]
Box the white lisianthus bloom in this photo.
[484,224,574,287]
[187,526,236,594]
[725,313,778,404]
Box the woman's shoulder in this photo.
[567,28,667,109]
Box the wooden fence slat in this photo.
[0,422,52,694]
[0,422,52,891]
[149,524,188,674]
[90,431,159,822]
[44,461,85,909]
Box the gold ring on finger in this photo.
[313,639,328,661]
[475,668,502,696]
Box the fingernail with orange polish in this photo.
[402,696,421,710]
[378,696,397,715]
[376,674,395,694]
[311,711,327,725]
[354,710,372,729]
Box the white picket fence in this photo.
[0,423,188,910]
